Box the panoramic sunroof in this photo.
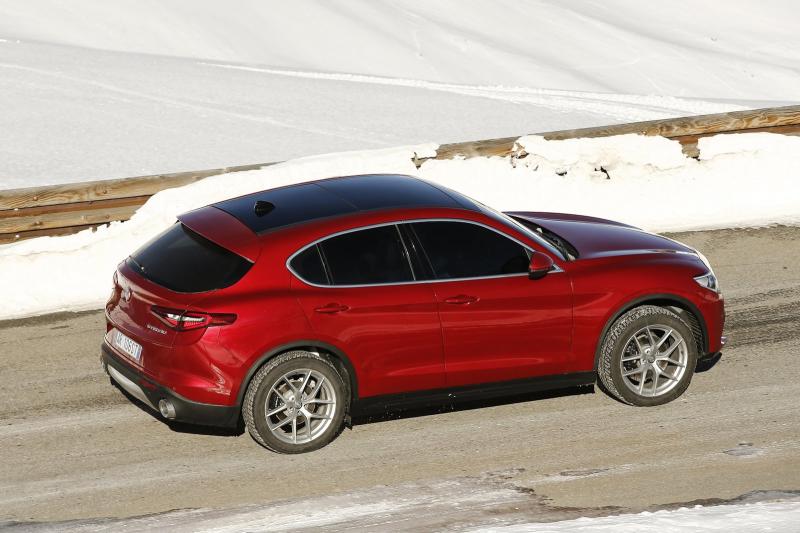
[212,174,464,234]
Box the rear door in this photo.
[290,224,444,397]
[407,220,573,387]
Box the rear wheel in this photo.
[598,305,698,406]
[243,350,348,453]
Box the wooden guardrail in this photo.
[1,105,799,244]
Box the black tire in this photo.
[243,350,348,454]
[598,305,698,406]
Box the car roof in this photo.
[212,174,478,234]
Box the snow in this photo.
[479,500,800,532]
[424,132,800,232]
[1,0,798,100]
[1,1,798,187]
[8,470,797,532]
[0,40,748,189]
[1,132,799,321]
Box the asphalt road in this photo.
[1,226,799,530]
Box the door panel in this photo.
[407,219,573,387]
[290,224,444,398]
[293,280,444,397]
[434,274,573,387]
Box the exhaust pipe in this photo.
[158,399,176,419]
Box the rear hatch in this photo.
[107,206,260,352]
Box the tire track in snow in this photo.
[203,62,746,122]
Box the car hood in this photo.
[506,211,695,260]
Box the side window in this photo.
[289,245,329,285]
[410,221,529,280]
[319,225,414,285]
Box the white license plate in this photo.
[114,330,143,362]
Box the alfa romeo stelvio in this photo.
[103,174,725,453]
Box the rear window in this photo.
[128,223,252,293]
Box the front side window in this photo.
[410,221,529,280]
[317,225,413,285]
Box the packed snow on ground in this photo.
[1,131,799,321]
[1,0,798,187]
[479,500,800,533]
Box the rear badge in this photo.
[146,323,167,335]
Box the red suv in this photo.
[103,174,725,453]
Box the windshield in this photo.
[471,201,568,261]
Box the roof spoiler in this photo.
[177,206,261,263]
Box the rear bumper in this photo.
[101,343,239,428]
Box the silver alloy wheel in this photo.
[619,325,689,397]
[265,368,337,445]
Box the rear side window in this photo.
[128,223,252,293]
[318,225,413,285]
[289,245,329,285]
[410,221,529,279]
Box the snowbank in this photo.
[1,132,799,320]
[424,132,800,232]
[479,500,800,532]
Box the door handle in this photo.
[443,294,479,305]
[314,303,350,314]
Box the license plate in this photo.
[114,330,143,362]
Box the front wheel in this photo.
[243,350,348,453]
[598,305,698,406]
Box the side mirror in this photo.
[528,252,555,280]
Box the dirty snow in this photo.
[480,500,800,533]
[1,132,799,320]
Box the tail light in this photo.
[151,306,237,331]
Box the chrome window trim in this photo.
[286,218,563,289]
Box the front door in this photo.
[407,220,573,387]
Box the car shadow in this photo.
[111,378,593,434]
[110,356,721,437]
[349,385,596,426]
[696,352,722,373]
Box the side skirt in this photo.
[351,372,596,417]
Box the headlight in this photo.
[694,272,721,294]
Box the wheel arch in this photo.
[236,340,359,409]
[592,293,708,371]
